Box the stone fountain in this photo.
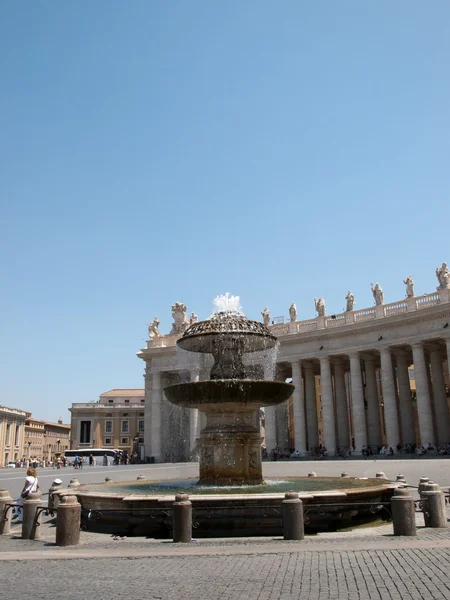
[57,295,397,537]
[164,295,294,485]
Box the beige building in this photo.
[0,404,27,467]
[70,389,146,458]
[24,416,45,461]
[24,417,71,463]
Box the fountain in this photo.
[57,295,397,537]
[164,294,294,485]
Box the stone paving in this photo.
[1,509,450,599]
[1,462,450,599]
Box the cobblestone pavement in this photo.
[1,511,450,600]
[2,546,450,600]
[1,467,450,600]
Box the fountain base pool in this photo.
[58,476,396,538]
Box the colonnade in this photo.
[265,339,450,455]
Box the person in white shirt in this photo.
[13,467,40,523]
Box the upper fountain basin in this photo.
[164,379,295,410]
[177,313,277,354]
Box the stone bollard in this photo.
[68,478,80,488]
[376,471,388,480]
[341,472,350,478]
[56,496,81,546]
[105,477,113,482]
[420,482,435,527]
[418,477,430,495]
[421,483,448,528]
[172,492,192,543]
[391,487,416,536]
[0,490,13,535]
[282,491,304,540]
[137,475,146,480]
[308,472,317,478]
[22,492,42,540]
[396,474,406,484]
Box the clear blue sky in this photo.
[1,2,449,421]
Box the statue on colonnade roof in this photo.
[147,317,160,340]
[170,301,189,335]
[371,283,384,305]
[436,262,450,290]
[261,307,271,327]
[314,297,326,317]
[403,275,415,298]
[289,302,297,323]
[345,291,355,312]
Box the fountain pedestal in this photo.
[198,408,263,485]
[164,379,293,486]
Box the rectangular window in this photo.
[104,438,112,445]
[121,420,129,433]
[125,399,129,404]
[141,399,145,403]
[105,420,112,433]
[80,421,91,444]
[138,420,144,433]
[121,437,129,445]
[14,425,20,447]
[108,399,114,403]
[5,424,11,446]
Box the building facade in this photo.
[0,404,27,467]
[138,269,450,461]
[70,389,146,458]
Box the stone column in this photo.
[143,364,153,461]
[319,356,336,453]
[334,359,350,448]
[412,343,435,446]
[263,365,277,451]
[429,347,450,445]
[395,350,415,445]
[291,361,307,454]
[379,347,400,450]
[189,369,200,453]
[349,353,367,452]
[304,362,319,451]
[364,356,382,448]
[150,371,162,461]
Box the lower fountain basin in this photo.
[164,379,295,411]
[59,477,396,538]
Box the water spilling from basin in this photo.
[164,294,294,484]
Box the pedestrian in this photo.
[13,467,40,523]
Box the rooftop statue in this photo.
[314,296,326,317]
[170,301,189,335]
[147,317,160,340]
[371,283,384,306]
[289,302,297,323]
[345,290,355,312]
[403,275,415,297]
[436,262,450,290]
[189,312,198,326]
[261,307,271,327]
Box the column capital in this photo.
[348,351,361,361]
[290,359,302,368]
[411,341,424,350]
[378,346,392,356]
[392,347,408,358]
[303,361,315,372]
[319,355,330,365]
